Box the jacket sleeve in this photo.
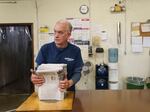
[71,48,83,84]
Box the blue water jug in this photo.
[108,48,118,63]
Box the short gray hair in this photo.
[56,19,72,33]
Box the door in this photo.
[0,24,34,94]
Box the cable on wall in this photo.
[87,0,92,46]
[124,0,127,55]
[35,0,40,50]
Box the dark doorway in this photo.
[0,23,34,94]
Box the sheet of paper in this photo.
[131,22,140,36]
[100,31,108,41]
[132,44,143,53]
[81,29,90,41]
[81,18,90,28]
[67,18,90,44]
[131,36,143,52]
[132,36,142,44]
[143,37,150,47]
[141,23,150,32]
[72,29,82,40]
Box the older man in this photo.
[31,20,83,91]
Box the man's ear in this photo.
[67,32,71,38]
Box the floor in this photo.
[0,94,29,112]
[0,79,33,112]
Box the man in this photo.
[31,20,83,91]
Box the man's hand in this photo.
[59,79,73,91]
[31,74,45,86]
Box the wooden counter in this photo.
[16,92,74,112]
[16,90,150,112]
[73,90,150,112]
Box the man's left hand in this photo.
[59,79,73,91]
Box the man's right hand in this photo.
[31,74,45,86]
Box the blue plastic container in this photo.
[108,48,118,63]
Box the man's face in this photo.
[54,23,70,47]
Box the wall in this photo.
[0,0,38,54]
[0,0,150,89]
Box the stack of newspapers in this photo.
[36,64,67,100]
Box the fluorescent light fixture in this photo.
[0,0,16,3]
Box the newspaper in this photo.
[36,64,67,100]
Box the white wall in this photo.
[0,0,150,89]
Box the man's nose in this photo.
[54,33,59,37]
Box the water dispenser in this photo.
[95,47,109,89]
